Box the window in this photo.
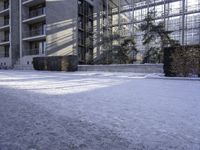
[29,41,46,55]
[29,22,46,36]
[78,0,93,63]
[78,46,86,62]
[4,15,9,26]
[78,16,84,29]
[4,45,9,57]
[4,0,9,9]
[29,4,45,18]
[4,30,9,42]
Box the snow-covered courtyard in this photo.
[0,70,200,150]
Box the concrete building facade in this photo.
[19,0,79,68]
[18,0,107,69]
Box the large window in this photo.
[28,41,46,55]
[78,0,93,63]
[108,0,200,51]
[29,22,46,36]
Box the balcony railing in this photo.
[0,7,9,12]
[4,19,9,25]
[0,39,9,43]
[24,48,44,56]
[29,7,45,18]
[24,28,45,37]
[22,0,35,2]
[0,2,9,12]
[22,0,45,5]
[22,0,37,2]
[0,19,9,27]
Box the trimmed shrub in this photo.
[198,51,200,77]
[33,55,78,71]
[163,47,176,76]
[164,45,200,77]
[46,56,61,71]
[33,57,47,71]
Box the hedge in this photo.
[164,45,200,77]
[33,55,78,71]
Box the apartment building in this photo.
[20,0,46,67]
[0,0,103,69]
[19,0,79,68]
[0,0,19,68]
[19,0,105,69]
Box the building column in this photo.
[118,0,121,32]
[19,0,22,59]
[182,0,186,45]
[131,0,135,35]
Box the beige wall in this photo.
[45,0,78,56]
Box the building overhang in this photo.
[0,25,10,31]
[0,41,10,46]
[0,8,9,16]
[23,15,46,24]
[22,35,46,42]
[22,0,45,7]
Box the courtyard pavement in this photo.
[0,70,200,150]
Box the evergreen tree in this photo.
[95,30,138,64]
[140,11,179,63]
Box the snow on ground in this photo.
[0,70,200,150]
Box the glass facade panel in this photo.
[106,0,200,53]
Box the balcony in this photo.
[0,19,10,31]
[0,7,9,16]
[0,0,9,16]
[23,8,46,24]
[0,39,10,46]
[23,28,46,41]
[23,48,45,56]
[22,0,45,7]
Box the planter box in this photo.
[78,64,163,73]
